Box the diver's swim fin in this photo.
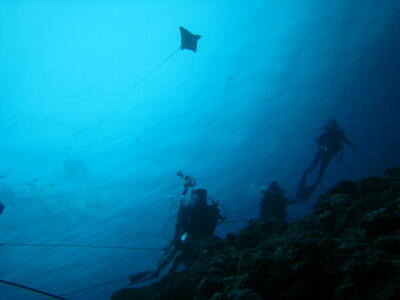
[129,271,153,285]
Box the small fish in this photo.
[0,175,5,179]
[49,183,57,186]
[33,179,38,182]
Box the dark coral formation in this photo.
[112,168,400,300]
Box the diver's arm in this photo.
[316,131,327,147]
[342,133,356,147]
[173,204,186,239]
[217,209,225,221]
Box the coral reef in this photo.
[112,168,400,300]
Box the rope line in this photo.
[228,206,258,216]
[61,276,129,296]
[0,243,164,251]
[128,48,181,93]
[0,279,67,300]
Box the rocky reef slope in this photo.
[112,168,400,300]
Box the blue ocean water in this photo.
[0,1,399,299]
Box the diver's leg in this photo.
[167,251,185,275]
[154,246,179,275]
[297,151,322,199]
[157,242,173,264]
[304,151,323,176]
[313,154,333,187]
[300,152,331,201]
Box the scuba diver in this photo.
[0,201,4,215]
[296,119,356,201]
[130,172,225,285]
[259,182,298,222]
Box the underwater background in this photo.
[1,1,399,299]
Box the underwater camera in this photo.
[176,171,196,195]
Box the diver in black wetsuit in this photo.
[259,182,298,222]
[297,119,356,201]
[150,189,222,277]
[0,202,4,215]
[130,188,224,284]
